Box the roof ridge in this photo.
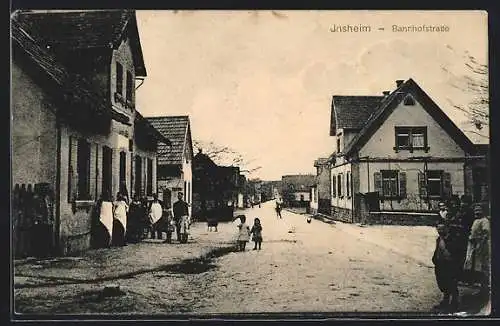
[145,115,190,119]
[333,95,384,98]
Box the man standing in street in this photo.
[173,192,189,242]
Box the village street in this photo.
[14,200,458,316]
[14,200,487,317]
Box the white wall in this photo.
[360,96,465,159]
[330,163,353,209]
[358,161,465,210]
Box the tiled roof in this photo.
[330,96,384,135]
[281,175,316,189]
[146,116,190,165]
[14,10,146,76]
[135,112,171,145]
[314,157,329,167]
[343,79,476,156]
[11,16,120,125]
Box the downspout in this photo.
[424,158,429,210]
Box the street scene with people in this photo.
[11,10,490,318]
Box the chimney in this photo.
[396,79,405,88]
[382,91,390,96]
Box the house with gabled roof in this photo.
[313,157,331,215]
[11,10,169,256]
[329,78,487,224]
[146,116,194,214]
[281,174,316,208]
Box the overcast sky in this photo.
[135,10,488,180]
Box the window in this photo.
[119,152,126,185]
[134,155,142,196]
[374,170,407,199]
[76,139,91,199]
[395,127,428,152]
[426,170,442,197]
[419,170,451,199]
[337,137,341,153]
[116,62,123,96]
[332,175,336,198]
[126,71,133,104]
[337,174,342,198]
[346,172,351,198]
[102,146,113,200]
[147,158,153,195]
[403,94,416,105]
[381,170,398,197]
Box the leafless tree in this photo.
[441,46,489,139]
[193,140,262,173]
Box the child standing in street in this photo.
[250,218,263,250]
[236,215,251,251]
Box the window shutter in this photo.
[374,172,382,195]
[68,136,79,202]
[418,172,427,198]
[398,172,407,198]
[89,143,96,200]
[95,145,102,200]
[442,172,452,199]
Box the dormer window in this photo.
[403,94,415,106]
[394,126,429,152]
[336,137,341,153]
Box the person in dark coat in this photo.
[173,192,189,242]
[432,222,463,312]
[127,194,146,243]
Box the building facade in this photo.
[281,175,316,208]
[147,116,193,214]
[329,78,484,224]
[313,157,331,215]
[11,10,168,256]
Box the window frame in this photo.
[337,173,343,198]
[346,171,351,198]
[331,174,336,198]
[76,138,91,200]
[381,170,399,200]
[426,170,444,198]
[394,126,429,153]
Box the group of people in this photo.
[93,190,191,248]
[432,195,491,312]
[235,215,263,251]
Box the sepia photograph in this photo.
[10,9,490,318]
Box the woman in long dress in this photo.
[94,192,113,248]
[112,192,129,246]
[463,204,490,294]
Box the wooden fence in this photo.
[12,183,56,258]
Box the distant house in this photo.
[192,150,240,221]
[309,183,319,214]
[313,157,331,215]
[329,78,487,224]
[281,175,316,208]
[11,10,169,256]
[146,116,193,214]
